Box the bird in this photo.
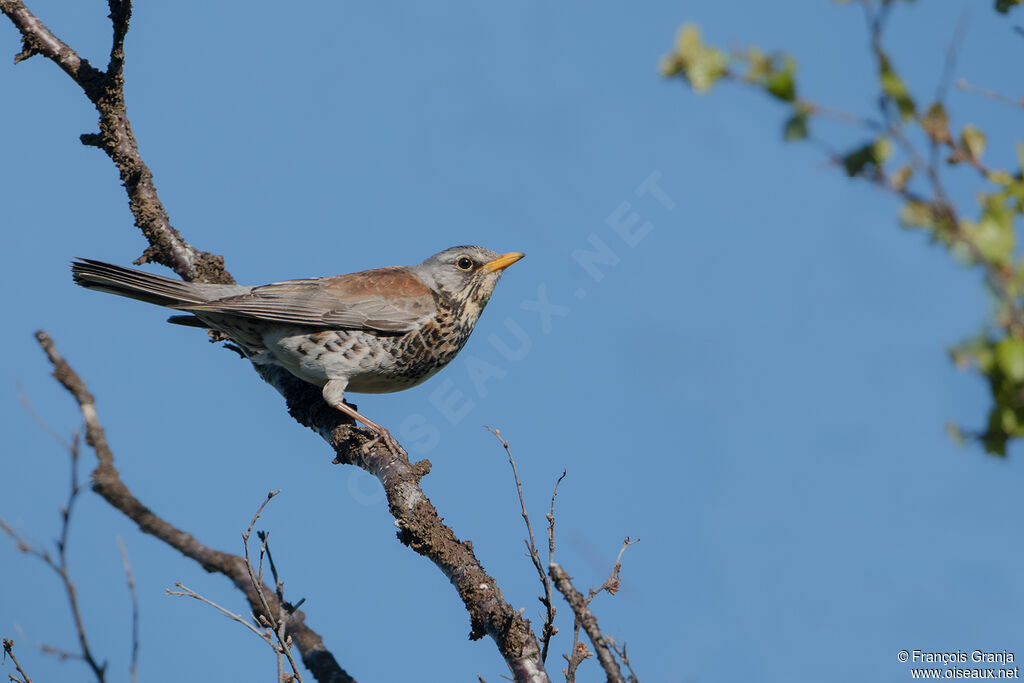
[71,246,524,450]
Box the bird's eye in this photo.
[456,257,474,271]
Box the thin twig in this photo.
[2,638,34,683]
[608,638,639,683]
[588,538,640,602]
[56,436,107,683]
[239,492,305,683]
[38,644,82,662]
[486,427,559,663]
[555,537,639,682]
[562,626,591,683]
[547,472,565,567]
[956,78,1024,109]
[242,492,278,633]
[543,471,566,664]
[116,538,139,683]
[32,332,355,683]
[934,10,969,104]
[1,433,107,682]
[16,382,72,451]
[166,583,272,643]
[549,564,625,683]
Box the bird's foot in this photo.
[361,428,406,458]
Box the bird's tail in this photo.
[71,258,243,308]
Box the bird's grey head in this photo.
[412,246,524,307]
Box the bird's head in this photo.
[413,246,524,312]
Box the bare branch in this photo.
[486,427,559,663]
[0,0,230,281]
[167,583,273,644]
[240,492,304,683]
[3,0,551,675]
[562,638,592,683]
[553,538,639,682]
[172,494,306,682]
[549,564,624,683]
[588,538,640,602]
[608,639,639,683]
[16,381,72,451]
[547,472,565,564]
[38,644,83,662]
[957,78,1024,109]
[2,638,34,683]
[33,331,355,683]
[266,366,549,682]
[1,433,107,682]
[934,9,969,104]
[115,538,139,683]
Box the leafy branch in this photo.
[661,1,1024,454]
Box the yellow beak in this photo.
[482,252,525,273]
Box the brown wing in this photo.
[173,267,437,333]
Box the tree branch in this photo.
[552,537,639,683]
[549,564,625,683]
[1,434,107,683]
[33,331,355,683]
[261,367,549,682]
[2,638,34,683]
[487,427,560,663]
[115,538,139,683]
[4,1,551,677]
[0,0,230,282]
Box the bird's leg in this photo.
[323,380,405,456]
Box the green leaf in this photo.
[765,58,797,102]
[899,200,936,228]
[1000,405,1020,435]
[687,50,728,93]
[783,112,808,141]
[1016,140,1024,174]
[995,0,1022,13]
[996,337,1024,381]
[676,24,701,62]
[667,24,729,93]
[962,195,1014,265]
[873,137,892,163]
[960,124,986,161]
[841,141,886,177]
[879,60,916,120]
[987,169,1015,186]
[950,334,996,373]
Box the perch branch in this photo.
[3,1,549,678]
[264,367,549,682]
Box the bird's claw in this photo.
[361,430,406,458]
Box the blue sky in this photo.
[2,2,1022,682]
